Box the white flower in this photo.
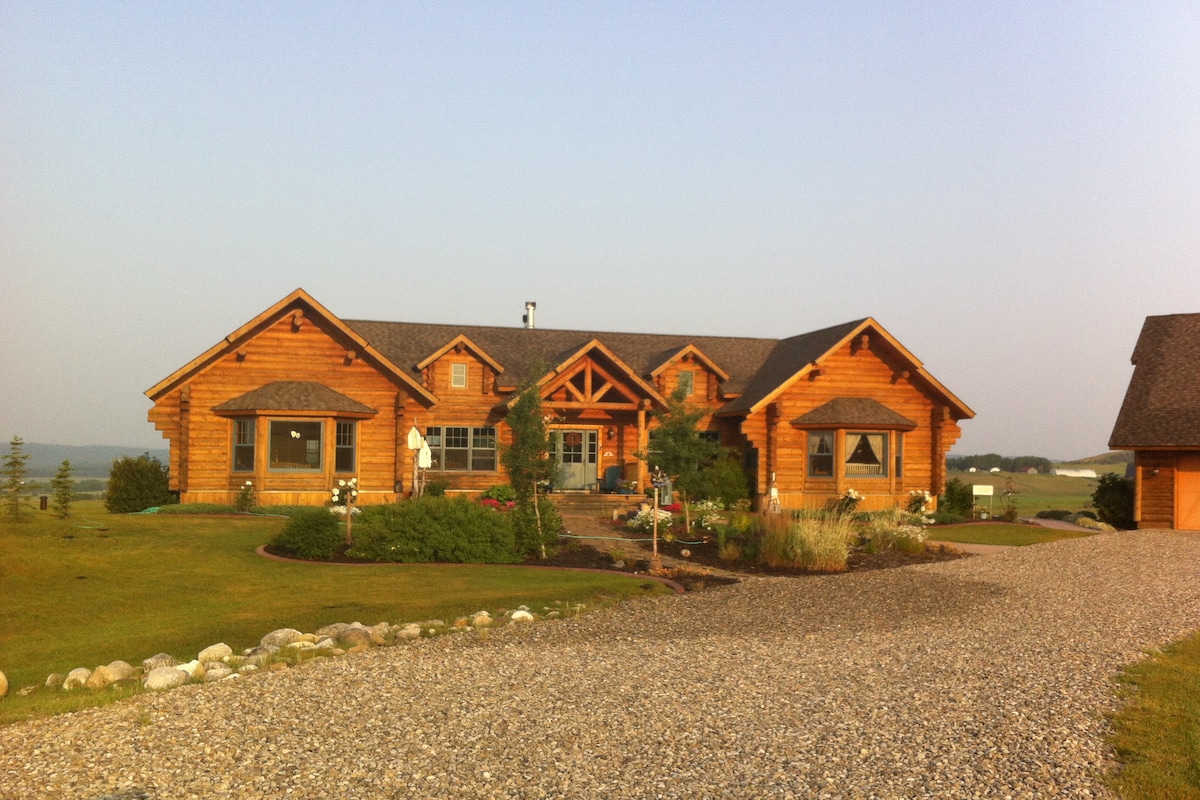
[338,479,346,487]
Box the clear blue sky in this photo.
[3,2,1199,460]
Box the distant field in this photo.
[946,467,1125,516]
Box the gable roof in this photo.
[791,397,917,429]
[1109,313,1200,448]
[145,288,437,405]
[212,381,377,416]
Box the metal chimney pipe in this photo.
[523,301,537,329]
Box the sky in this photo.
[3,2,1199,461]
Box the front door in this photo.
[554,430,598,490]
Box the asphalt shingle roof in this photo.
[791,397,917,429]
[1109,313,1200,448]
[213,381,378,415]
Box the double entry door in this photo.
[553,429,598,491]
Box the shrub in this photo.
[272,508,343,560]
[106,453,175,513]
[425,479,450,497]
[1092,473,1135,529]
[760,511,858,572]
[479,484,517,504]
[940,478,974,517]
[1036,509,1074,521]
[348,497,520,563]
[626,507,673,533]
[930,509,965,525]
[234,480,256,513]
[696,451,750,508]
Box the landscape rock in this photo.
[63,668,92,690]
[106,661,136,681]
[143,667,188,691]
[17,685,36,697]
[203,666,233,682]
[142,653,178,672]
[338,627,373,648]
[174,660,205,680]
[84,665,118,690]
[396,624,421,639]
[0,670,7,698]
[197,643,233,663]
[472,611,493,628]
[510,610,534,623]
[45,673,65,689]
[259,628,305,649]
[314,622,349,640]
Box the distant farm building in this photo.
[1053,468,1097,478]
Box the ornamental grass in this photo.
[760,511,859,572]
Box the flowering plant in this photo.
[907,489,932,516]
[691,499,723,531]
[479,497,515,512]
[330,478,361,515]
[626,507,672,533]
[834,487,861,515]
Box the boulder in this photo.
[472,611,493,628]
[84,665,118,690]
[142,653,178,672]
[106,661,136,681]
[63,668,93,690]
[0,669,7,698]
[143,667,188,691]
[197,643,233,664]
[17,685,37,697]
[396,624,422,640]
[238,664,259,675]
[510,610,534,623]
[315,622,349,640]
[338,627,373,649]
[259,628,305,649]
[203,665,233,682]
[174,660,205,680]
[45,673,65,689]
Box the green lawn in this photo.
[948,469,1111,517]
[930,522,1094,547]
[1107,632,1200,799]
[0,501,668,724]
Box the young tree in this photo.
[641,386,721,527]
[501,374,560,558]
[2,435,31,521]
[50,459,76,519]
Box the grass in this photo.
[949,468,1113,517]
[930,522,1094,547]
[0,501,669,725]
[1107,632,1200,799]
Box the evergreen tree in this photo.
[643,386,720,501]
[50,459,76,519]
[500,374,560,558]
[2,435,31,522]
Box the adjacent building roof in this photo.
[1109,313,1200,448]
[212,381,378,416]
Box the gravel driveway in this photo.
[3,530,1199,799]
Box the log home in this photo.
[147,288,973,510]
[1109,313,1200,529]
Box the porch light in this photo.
[606,427,616,440]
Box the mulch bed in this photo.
[533,532,968,592]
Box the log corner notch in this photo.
[850,334,870,355]
[344,350,357,366]
[291,309,304,331]
[236,347,247,362]
[891,369,910,385]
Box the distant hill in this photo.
[20,443,169,477]
[1067,451,1134,465]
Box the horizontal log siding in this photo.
[741,341,961,511]
[1136,452,1177,528]
[153,314,421,505]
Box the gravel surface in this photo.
[3,530,1200,799]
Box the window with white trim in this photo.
[450,363,468,389]
[425,426,497,472]
[845,432,888,477]
[335,420,357,473]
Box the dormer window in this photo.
[450,363,468,389]
[678,370,694,396]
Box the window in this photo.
[845,432,887,477]
[894,433,903,479]
[425,425,497,472]
[678,370,694,396]
[232,419,255,472]
[450,363,468,389]
[269,421,323,470]
[335,421,357,473]
[808,432,834,477]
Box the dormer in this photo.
[417,335,504,396]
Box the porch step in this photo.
[549,492,644,520]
